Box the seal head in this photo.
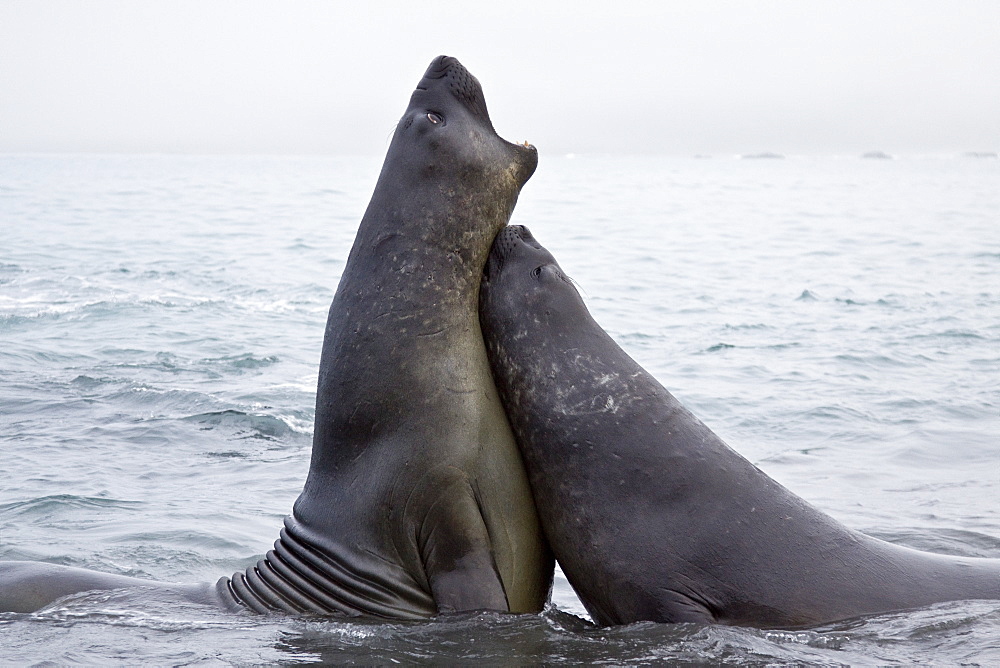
[390,56,537,207]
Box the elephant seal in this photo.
[223,55,551,618]
[479,224,1000,628]
[0,56,552,617]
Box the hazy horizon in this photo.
[2,1,998,156]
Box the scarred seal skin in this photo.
[0,57,552,617]
[219,57,552,617]
[479,224,1000,629]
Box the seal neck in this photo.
[340,162,519,312]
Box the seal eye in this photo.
[531,266,543,278]
[427,112,443,124]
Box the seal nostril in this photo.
[441,61,489,122]
[424,55,454,80]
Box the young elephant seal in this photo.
[479,224,1000,628]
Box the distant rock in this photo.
[963,151,998,159]
[861,151,894,160]
[740,152,784,160]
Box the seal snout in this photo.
[507,224,545,252]
[497,224,528,258]
[415,56,490,123]
[484,225,528,283]
[424,55,459,79]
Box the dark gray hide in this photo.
[221,57,552,617]
[480,224,1000,628]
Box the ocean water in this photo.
[1,152,998,665]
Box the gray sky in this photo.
[2,0,998,155]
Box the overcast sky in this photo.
[2,1,998,155]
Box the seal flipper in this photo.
[417,471,508,613]
[0,561,225,613]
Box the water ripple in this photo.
[2,154,998,665]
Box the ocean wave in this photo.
[110,529,250,552]
[723,322,774,331]
[796,289,819,301]
[27,589,242,631]
[201,353,280,371]
[70,374,130,391]
[875,527,1000,557]
[0,494,143,520]
[906,328,987,341]
[182,409,295,441]
[832,352,912,369]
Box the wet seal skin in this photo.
[479,224,1000,628]
[222,56,552,618]
[0,57,553,618]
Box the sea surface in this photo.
[1,152,998,665]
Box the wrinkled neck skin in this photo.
[342,140,521,325]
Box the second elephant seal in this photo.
[479,224,1000,628]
